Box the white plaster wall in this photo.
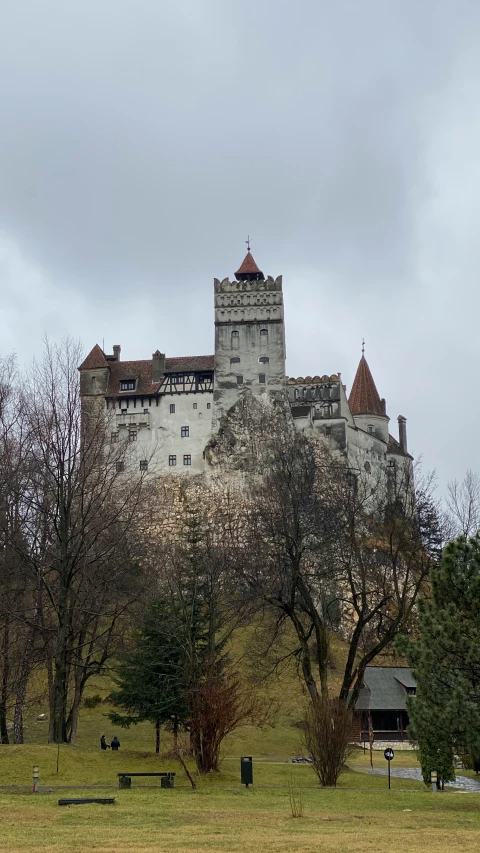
[114,392,213,475]
[352,413,389,444]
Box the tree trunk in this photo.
[52,584,70,743]
[0,616,11,744]
[155,718,160,754]
[13,581,41,744]
[66,676,83,744]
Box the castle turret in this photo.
[212,246,286,429]
[348,353,389,443]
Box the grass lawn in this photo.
[1,647,478,851]
[1,780,480,853]
[1,735,478,852]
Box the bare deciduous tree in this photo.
[303,697,353,787]
[214,393,443,709]
[0,338,155,743]
[446,470,480,538]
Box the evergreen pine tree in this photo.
[109,599,188,752]
[400,535,480,784]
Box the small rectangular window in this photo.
[236,375,243,385]
[139,460,148,472]
[207,402,211,409]
[121,409,127,415]
[116,461,125,473]
[325,426,332,436]
[193,402,197,409]
[169,455,177,467]
[181,426,189,438]
[120,380,136,391]
[111,432,118,443]
[368,425,373,434]
[143,408,149,414]
[258,374,266,384]
[129,431,137,442]
[183,455,192,466]
[170,404,175,414]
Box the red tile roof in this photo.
[79,344,108,370]
[104,355,214,397]
[235,250,262,276]
[348,356,385,417]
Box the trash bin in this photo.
[119,776,131,789]
[241,756,253,787]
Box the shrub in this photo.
[83,694,103,709]
[303,697,353,787]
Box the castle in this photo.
[79,249,412,480]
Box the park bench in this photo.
[117,772,176,789]
[59,798,115,806]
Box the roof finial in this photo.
[362,337,365,356]
[245,234,251,252]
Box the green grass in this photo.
[2,637,476,851]
[2,688,476,853]
[1,782,480,853]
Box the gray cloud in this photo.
[1,0,480,490]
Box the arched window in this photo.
[230,357,240,364]
[260,328,268,337]
[259,356,269,364]
[231,330,239,350]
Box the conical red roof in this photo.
[348,356,385,417]
[79,344,108,370]
[235,250,263,278]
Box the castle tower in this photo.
[212,247,286,429]
[348,353,389,444]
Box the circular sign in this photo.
[384,748,394,761]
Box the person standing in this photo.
[100,735,109,750]
[111,736,120,751]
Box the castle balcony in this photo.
[116,411,151,429]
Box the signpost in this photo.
[384,747,394,789]
[431,770,437,793]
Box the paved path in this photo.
[358,765,480,792]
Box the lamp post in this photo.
[33,765,39,793]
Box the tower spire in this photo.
[235,240,264,281]
[348,352,386,417]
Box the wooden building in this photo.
[352,666,416,746]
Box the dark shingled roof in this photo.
[79,344,109,370]
[388,434,413,460]
[105,355,214,397]
[349,356,385,417]
[354,667,416,711]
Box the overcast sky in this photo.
[1,0,479,491]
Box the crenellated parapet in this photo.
[214,275,282,294]
[287,374,340,385]
[214,275,284,326]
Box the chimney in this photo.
[398,415,407,452]
[152,350,166,383]
[381,397,387,416]
[113,344,121,362]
